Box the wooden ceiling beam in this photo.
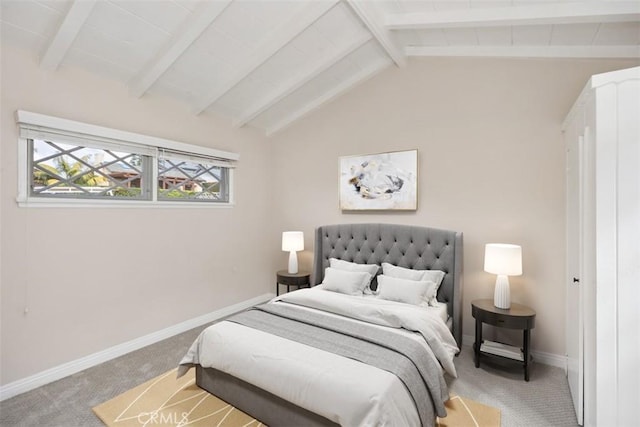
[386,2,640,30]
[266,59,391,136]
[406,45,640,59]
[128,0,232,98]
[234,32,372,128]
[40,0,97,71]
[346,0,406,68]
[194,0,340,115]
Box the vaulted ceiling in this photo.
[2,0,639,135]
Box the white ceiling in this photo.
[2,0,639,135]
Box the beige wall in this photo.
[1,43,637,386]
[0,46,276,385]
[270,57,639,357]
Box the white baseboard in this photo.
[462,334,567,369]
[0,293,274,401]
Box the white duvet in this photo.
[179,287,459,426]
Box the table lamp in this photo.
[282,231,304,274]
[484,243,522,309]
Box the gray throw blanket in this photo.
[227,302,449,427]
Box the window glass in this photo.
[30,139,150,200]
[157,158,228,202]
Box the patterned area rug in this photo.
[93,368,500,426]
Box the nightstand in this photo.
[276,270,310,296]
[471,299,536,381]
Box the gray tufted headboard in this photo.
[313,223,463,348]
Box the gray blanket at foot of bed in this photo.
[227,302,449,427]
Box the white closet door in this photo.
[566,125,584,426]
[614,79,640,427]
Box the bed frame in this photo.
[197,223,463,426]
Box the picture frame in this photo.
[339,149,417,211]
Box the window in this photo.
[17,111,238,207]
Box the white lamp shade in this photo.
[282,231,304,252]
[484,244,522,276]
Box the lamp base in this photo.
[288,251,298,274]
[494,274,511,309]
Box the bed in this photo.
[179,223,463,426]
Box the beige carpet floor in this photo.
[94,368,500,427]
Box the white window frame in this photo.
[16,110,238,208]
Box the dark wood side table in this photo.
[276,270,310,296]
[471,299,536,381]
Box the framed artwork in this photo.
[339,149,417,211]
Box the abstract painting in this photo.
[339,149,417,210]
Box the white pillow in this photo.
[376,275,437,306]
[321,267,372,296]
[381,263,445,306]
[329,258,379,294]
